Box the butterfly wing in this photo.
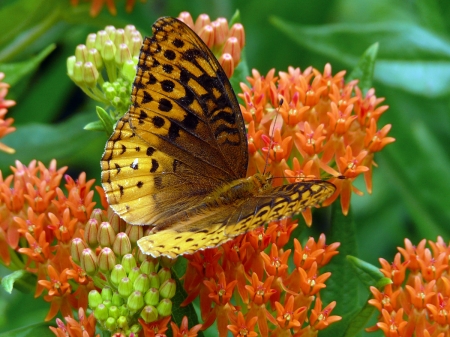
[137,180,335,258]
[101,17,248,225]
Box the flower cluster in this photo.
[182,220,341,336]
[0,160,95,319]
[241,66,395,219]
[70,0,144,17]
[0,72,16,154]
[368,237,450,337]
[67,24,143,118]
[177,12,246,78]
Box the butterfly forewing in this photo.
[101,17,336,258]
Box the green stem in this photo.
[0,9,61,63]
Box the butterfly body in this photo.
[101,17,335,258]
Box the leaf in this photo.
[271,18,450,97]
[1,270,36,294]
[343,298,378,337]
[0,322,53,337]
[346,255,384,288]
[0,44,56,87]
[348,43,379,94]
[319,204,359,337]
[94,106,115,135]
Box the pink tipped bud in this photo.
[178,12,194,29]
[229,23,246,49]
[219,53,234,79]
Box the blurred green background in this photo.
[1,0,450,335]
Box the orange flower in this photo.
[274,295,307,330]
[227,312,259,337]
[49,307,98,337]
[0,73,16,154]
[70,0,145,17]
[376,309,408,337]
[309,298,341,331]
[170,316,202,337]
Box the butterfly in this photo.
[100,17,336,258]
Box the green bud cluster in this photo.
[71,209,177,336]
[66,25,143,132]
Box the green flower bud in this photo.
[84,218,99,247]
[111,264,127,287]
[72,61,84,84]
[112,292,124,306]
[113,233,132,257]
[101,286,113,301]
[125,224,143,245]
[121,253,137,274]
[134,274,150,293]
[95,30,110,50]
[118,277,133,297]
[98,247,116,273]
[157,298,172,317]
[115,43,131,66]
[90,208,105,223]
[127,290,144,312]
[70,237,88,263]
[102,40,116,62]
[158,267,171,284]
[97,221,116,247]
[75,44,88,62]
[122,59,137,83]
[88,290,103,309]
[94,303,109,321]
[116,316,129,330]
[128,267,140,285]
[140,305,158,323]
[159,279,176,299]
[144,288,159,306]
[86,33,97,49]
[124,25,136,41]
[149,272,160,289]
[67,56,77,78]
[109,305,120,319]
[114,28,126,47]
[105,25,116,39]
[105,317,117,331]
[129,324,141,334]
[119,305,129,317]
[103,299,112,310]
[88,48,103,70]
[103,84,116,101]
[83,62,99,87]
[140,260,158,275]
[80,248,98,275]
[129,36,143,57]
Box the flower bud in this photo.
[122,59,137,83]
[121,253,137,274]
[101,286,113,301]
[111,264,127,287]
[86,33,97,49]
[83,62,99,87]
[127,290,144,312]
[97,221,116,247]
[109,305,120,319]
[84,218,99,247]
[115,43,131,66]
[223,37,241,66]
[140,259,158,274]
[75,44,88,62]
[95,30,110,50]
[94,303,108,321]
[198,25,214,48]
[134,274,150,293]
[67,56,77,78]
[130,324,140,334]
[80,248,98,275]
[112,292,124,306]
[116,316,129,330]
[195,14,210,32]
[159,279,176,299]
[157,298,172,317]
[124,25,136,40]
[90,208,104,223]
[114,28,126,47]
[98,247,116,273]
[160,256,176,269]
[158,267,171,284]
[103,299,112,310]
[88,48,103,70]
[88,290,103,309]
[119,305,129,317]
[72,61,84,84]
[102,40,116,62]
[179,12,194,28]
[144,288,159,306]
[109,209,127,233]
[105,317,117,331]
[105,25,116,39]
[212,18,228,45]
[118,277,133,297]
[140,305,158,323]
[129,36,142,57]
[219,53,234,79]
[229,23,246,48]
[113,232,132,257]
[149,272,160,289]
[125,224,143,245]
[70,237,88,263]
[128,267,140,284]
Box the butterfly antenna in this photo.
[263,98,283,176]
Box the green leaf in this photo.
[84,120,107,132]
[1,270,36,294]
[95,106,115,135]
[231,49,249,102]
[348,43,379,94]
[376,277,393,289]
[0,44,56,87]
[0,322,53,337]
[170,269,203,337]
[346,255,384,288]
[229,9,241,26]
[320,204,359,337]
[343,297,378,337]
[270,18,450,97]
